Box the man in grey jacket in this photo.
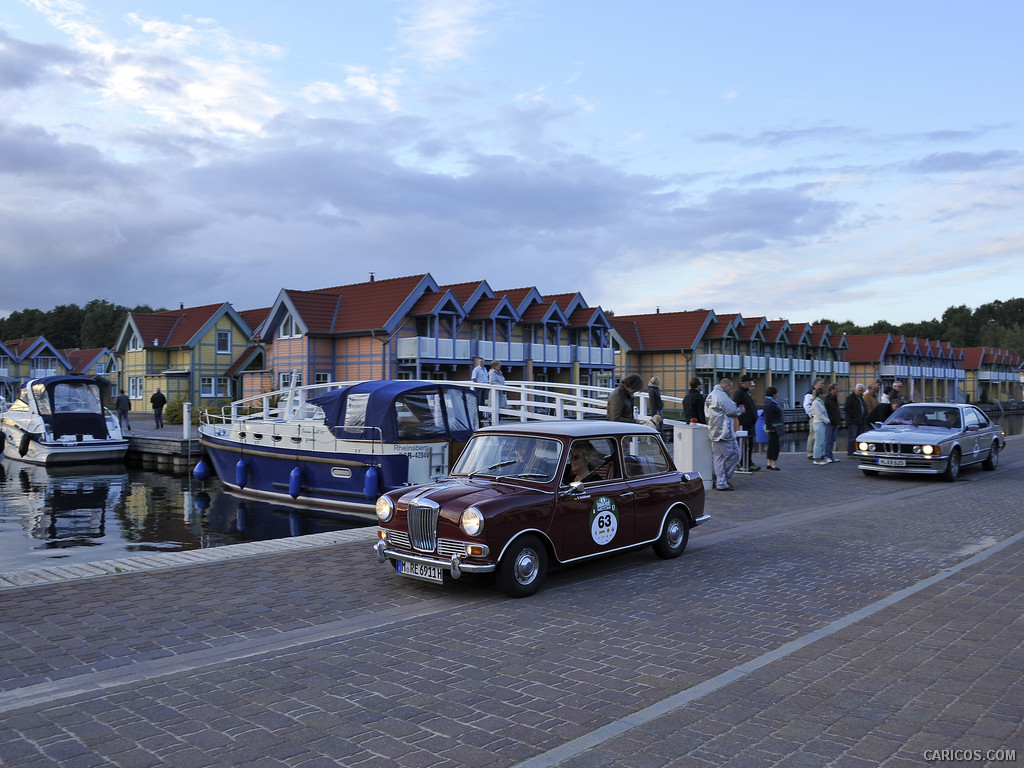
[705,377,743,491]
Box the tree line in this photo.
[0,299,162,351]
[815,298,1024,353]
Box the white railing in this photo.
[201,377,685,429]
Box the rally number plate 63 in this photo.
[396,559,444,583]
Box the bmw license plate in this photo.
[878,458,906,467]
[396,559,444,583]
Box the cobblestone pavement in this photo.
[1,440,1022,767]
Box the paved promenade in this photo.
[1,439,1022,767]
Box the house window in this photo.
[217,330,231,354]
[201,377,215,397]
[279,313,301,339]
[279,371,302,389]
[128,377,143,399]
[128,333,143,352]
[96,362,107,374]
[314,373,331,385]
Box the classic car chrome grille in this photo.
[438,539,468,558]
[408,501,439,552]
[386,531,411,549]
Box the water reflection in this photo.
[0,458,373,574]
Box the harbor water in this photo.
[2,412,1020,575]
[0,460,373,575]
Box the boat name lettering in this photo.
[396,446,432,459]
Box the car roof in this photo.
[473,420,660,438]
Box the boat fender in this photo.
[19,433,33,457]
[364,465,379,499]
[193,459,212,482]
[0,430,5,452]
[288,466,302,499]
[235,458,247,489]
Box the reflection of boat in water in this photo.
[193,486,373,544]
[197,378,619,514]
[8,462,128,548]
[1,376,128,466]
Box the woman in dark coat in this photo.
[682,378,706,424]
[762,386,784,470]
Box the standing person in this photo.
[471,357,489,406]
[705,377,743,491]
[844,383,867,456]
[811,387,829,465]
[823,382,842,463]
[683,378,706,424]
[647,376,664,435]
[488,360,507,411]
[868,387,894,423]
[733,374,759,471]
[150,387,167,429]
[762,386,784,470]
[606,374,643,423]
[890,380,908,408]
[115,389,131,432]
[863,380,881,419]
[803,377,825,460]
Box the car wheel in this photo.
[942,448,961,482]
[652,510,689,559]
[982,442,999,471]
[861,469,879,477]
[496,534,548,598]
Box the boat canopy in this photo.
[309,380,479,442]
[29,376,110,440]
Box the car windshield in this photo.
[885,405,961,429]
[451,434,562,482]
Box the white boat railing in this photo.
[201,379,685,428]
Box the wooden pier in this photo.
[123,423,201,473]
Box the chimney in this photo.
[369,273,375,282]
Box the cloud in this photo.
[0,27,81,90]
[903,150,1021,174]
[395,0,498,67]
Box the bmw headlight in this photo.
[375,495,394,523]
[857,441,869,452]
[922,445,935,456]
[461,507,484,537]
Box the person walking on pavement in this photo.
[823,382,842,463]
[115,389,131,432]
[705,377,743,490]
[845,383,867,456]
[811,387,829,465]
[733,374,759,470]
[803,377,825,460]
[150,387,167,429]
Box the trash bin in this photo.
[672,422,713,490]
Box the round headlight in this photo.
[375,496,394,523]
[461,507,484,537]
[913,445,922,454]
[857,441,868,452]
[922,445,934,456]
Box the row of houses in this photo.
[2,273,1022,411]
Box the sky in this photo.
[2,1,1023,328]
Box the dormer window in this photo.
[128,332,143,352]
[279,313,301,339]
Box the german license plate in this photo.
[878,458,906,467]
[396,560,444,583]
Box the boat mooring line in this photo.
[510,526,1024,768]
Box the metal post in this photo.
[183,402,191,440]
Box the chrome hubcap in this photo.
[514,549,539,585]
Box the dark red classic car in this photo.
[373,420,708,597]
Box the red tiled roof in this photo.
[289,274,429,333]
[845,334,892,363]
[239,307,270,336]
[132,303,223,348]
[610,310,713,351]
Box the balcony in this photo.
[396,337,613,367]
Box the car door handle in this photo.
[619,491,634,498]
